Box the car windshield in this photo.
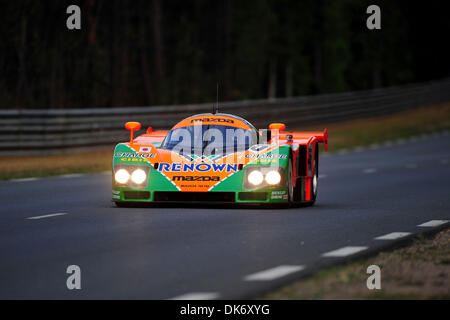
[162,124,257,156]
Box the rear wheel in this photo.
[311,151,318,203]
[306,147,319,206]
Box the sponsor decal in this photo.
[114,152,156,158]
[245,153,287,159]
[254,159,279,164]
[172,176,220,182]
[271,190,287,199]
[120,158,146,162]
[190,118,234,124]
[158,162,238,172]
[139,146,153,153]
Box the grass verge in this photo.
[0,150,113,180]
[0,102,449,180]
[264,228,450,299]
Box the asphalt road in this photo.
[1,132,449,299]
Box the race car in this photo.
[112,112,328,207]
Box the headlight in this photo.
[131,168,147,184]
[265,170,281,185]
[248,170,264,185]
[115,169,130,184]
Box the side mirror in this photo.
[125,121,142,144]
[269,123,286,131]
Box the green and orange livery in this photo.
[112,113,328,206]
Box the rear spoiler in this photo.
[315,128,328,152]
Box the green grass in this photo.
[0,150,113,180]
[320,102,450,151]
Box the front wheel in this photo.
[288,158,295,204]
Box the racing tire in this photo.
[287,157,295,206]
[288,156,304,208]
[302,147,319,206]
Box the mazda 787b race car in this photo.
[112,113,328,207]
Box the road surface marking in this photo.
[354,147,365,153]
[318,174,327,179]
[405,164,417,169]
[375,232,411,240]
[369,144,380,150]
[322,246,368,257]
[338,149,349,155]
[396,139,406,145]
[417,220,449,227]
[170,292,219,300]
[244,265,305,281]
[11,177,39,182]
[27,212,68,220]
[59,174,83,178]
[363,168,377,174]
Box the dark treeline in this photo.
[0,0,448,109]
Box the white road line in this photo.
[318,174,328,179]
[363,168,377,174]
[322,246,368,257]
[375,232,411,240]
[170,292,220,300]
[27,212,68,220]
[417,220,449,227]
[11,177,39,182]
[59,174,83,178]
[244,265,305,281]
